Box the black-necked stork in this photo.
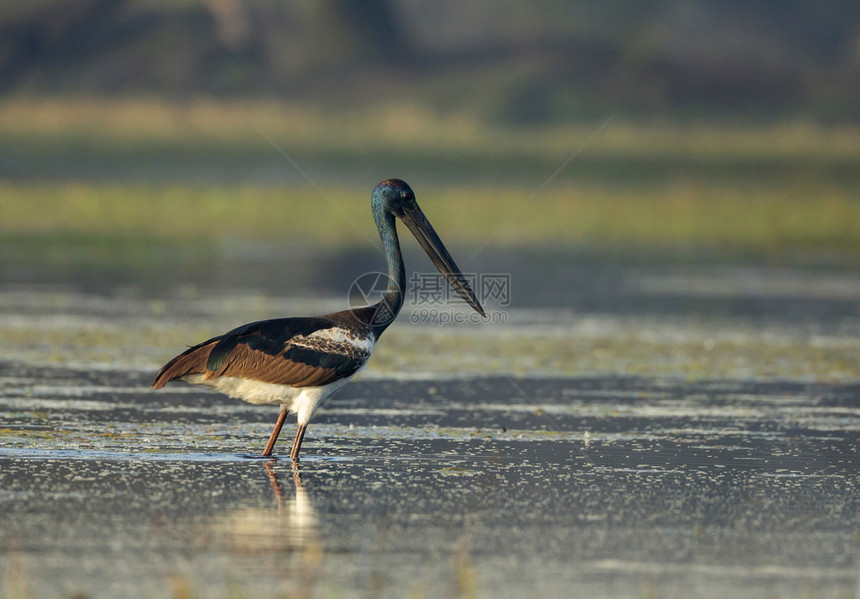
[152,179,484,459]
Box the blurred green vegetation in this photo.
[1,3,858,259]
[3,97,860,164]
[1,98,859,255]
[4,178,859,253]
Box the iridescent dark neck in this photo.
[371,208,405,335]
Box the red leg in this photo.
[290,423,308,460]
[262,410,288,457]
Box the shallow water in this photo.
[1,247,859,598]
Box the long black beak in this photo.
[400,205,485,316]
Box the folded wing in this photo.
[151,317,372,390]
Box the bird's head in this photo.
[371,178,416,218]
[371,179,485,317]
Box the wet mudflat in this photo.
[1,247,859,598]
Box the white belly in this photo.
[181,374,354,424]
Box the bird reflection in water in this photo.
[264,461,319,547]
[212,461,322,596]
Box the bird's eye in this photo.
[401,191,414,203]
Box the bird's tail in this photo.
[151,340,218,388]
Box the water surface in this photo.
[1,246,858,598]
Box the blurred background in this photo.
[1,0,860,288]
[2,7,859,598]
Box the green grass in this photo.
[2,178,860,253]
[1,97,859,254]
[2,97,860,162]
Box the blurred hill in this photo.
[2,0,859,123]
